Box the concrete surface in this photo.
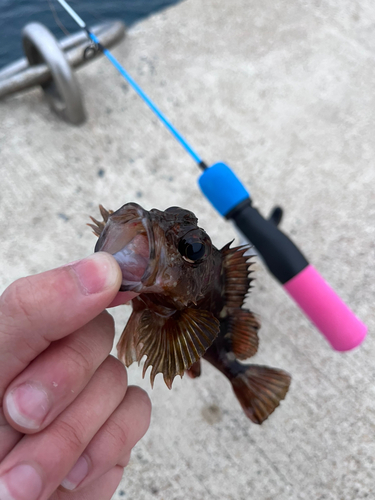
[1,0,374,498]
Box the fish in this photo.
[89,202,291,424]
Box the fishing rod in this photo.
[56,0,367,351]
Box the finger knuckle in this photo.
[52,418,86,451]
[105,418,129,450]
[121,453,131,468]
[88,311,115,354]
[97,310,115,333]
[129,386,152,416]
[60,340,94,375]
[103,356,128,388]
[0,277,42,331]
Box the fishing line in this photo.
[56,0,206,168]
[48,0,71,36]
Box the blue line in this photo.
[89,32,202,165]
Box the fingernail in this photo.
[0,464,43,500]
[71,253,120,295]
[60,456,89,490]
[6,383,51,430]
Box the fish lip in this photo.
[93,202,157,293]
[125,208,157,290]
[113,204,156,292]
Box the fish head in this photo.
[93,203,215,306]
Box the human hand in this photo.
[0,253,151,500]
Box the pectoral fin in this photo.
[186,360,202,378]
[117,304,219,389]
[227,308,260,360]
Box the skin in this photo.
[0,252,151,500]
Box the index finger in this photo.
[0,253,126,400]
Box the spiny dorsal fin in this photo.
[99,204,113,222]
[221,243,255,308]
[117,301,220,389]
[87,205,113,237]
[227,308,260,360]
[231,365,291,424]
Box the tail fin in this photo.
[231,365,291,424]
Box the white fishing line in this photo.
[56,0,86,28]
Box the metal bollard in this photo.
[23,22,86,125]
[0,21,126,125]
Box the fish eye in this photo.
[178,230,209,264]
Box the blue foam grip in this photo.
[198,162,250,216]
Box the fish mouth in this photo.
[94,203,156,292]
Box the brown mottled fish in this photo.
[89,202,291,424]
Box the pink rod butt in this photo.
[283,265,367,351]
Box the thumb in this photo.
[0,252,124,400]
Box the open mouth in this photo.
[112,225,149,289]
[94,205,153,291]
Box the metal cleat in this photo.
[0,20,125,125]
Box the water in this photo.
[0,0,183,70]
